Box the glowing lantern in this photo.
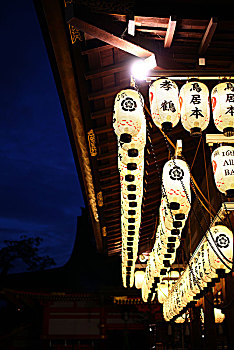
[180,80,210,136]
[207,225,233,273]
[214,308,225,323]
[113,89,145,140]
[174,316,186,324]
[119,118,146,152]
[162,159,191,214]
[135,270,145,289]
[211,81,234,136]
[211,145,234,197]
[149,78,180,132]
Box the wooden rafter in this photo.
[164,16,177,48]
[67,17,156,60]
[199,17,217,55]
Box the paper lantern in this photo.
[162,159,191,213]
[207,225,233,273]
[135,270,145,289]
[149,78,180,131]
[180,80,210,136]
[119,118,146,152]
[211,81,234,136]
[211,145,234,197]
[174,315,186,324]
[113,89,145,140]
[214,308,225,323]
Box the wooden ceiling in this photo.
[36,0,234,260]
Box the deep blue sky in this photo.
[0,0,84,270]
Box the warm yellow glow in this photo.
[180,81,210,135]
[113,89,145,137]
[158,283,169,304]
[162,225,233,321]
[211,145,234,196]
[211,81,234,135]
[135,270,145,289]
[149,78,180,131]
[214,308,225,323]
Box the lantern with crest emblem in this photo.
[113,89,145,142]
[180,80,210,136]
[162,159,191,212]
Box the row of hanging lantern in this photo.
[113,88,146,288]
[141,151,191,302]
[173,307,225,324]
[149,78,234,137]
[163,225,233,321]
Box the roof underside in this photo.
[36,0,234,262]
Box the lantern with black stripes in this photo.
[211,81,234,136]
[180,80,210,136]
[149,78,180,132]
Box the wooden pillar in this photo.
[190,307,202,350]
[203,290,217,350]
[224,273,234,349]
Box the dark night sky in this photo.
[0,1,84,270]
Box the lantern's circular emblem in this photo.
[215,234,230,249]
[169,166,184,180]
[121,97,137,112]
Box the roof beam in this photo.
[199,17,217,55]
[67,16,156,61]
[164,16,177,48]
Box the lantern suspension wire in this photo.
[190,136,202,171]
[202,137,212,222]
[219,192,234,241]
[162,134,233,268]
[144,105,216,218]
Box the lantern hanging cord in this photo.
[202,136,212,222]
[191,136,202,171]
[144,104,216,219]
[162,134,233,269]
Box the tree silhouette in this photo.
[0,235,55,278]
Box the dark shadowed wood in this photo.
[199,17,218,55]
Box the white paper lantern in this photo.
[135,270,145,289]
[211,145,234,197]
[162,159,191,213]
[113,89,145,140]
[180,80,210,136]
[149,78,180,131]
[211,81,234,136]
[214,308,225,323]
[207,225,233,273]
